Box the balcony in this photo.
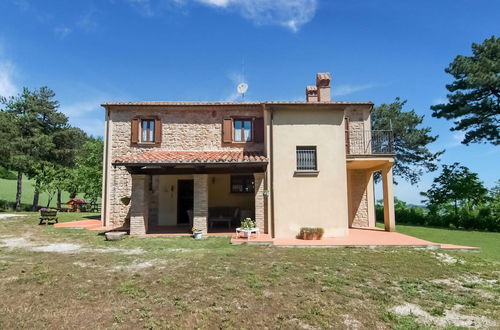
[345,130,394,156]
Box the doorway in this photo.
[177,180,194,225]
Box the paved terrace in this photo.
[55,221,478,250]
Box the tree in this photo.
[420,163,488,216]
[1,87,85,210]
[72,137,103,204]
[31,162,61,208]
[372,98,443,184]
[431,36,500,145]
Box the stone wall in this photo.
[348,170,370,227]
[106,105,264,227]
[345,107,371,155]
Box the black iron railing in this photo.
[345,130,394,155]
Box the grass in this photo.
[377,221,500,261]
[0,175,89,210]
[0,212,498,329]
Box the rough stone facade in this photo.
[193,174,208,235]
[253,173,265,231]
[130,175,149,236]
[345,107,371,155]
[348,170,370,227]
[106,106,264,228]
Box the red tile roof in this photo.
[114,151,268,165]
[101,101,373,106]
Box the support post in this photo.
[130,174,149,236]
[193,174,208,235]
[253,173,265,231]
[382,165,395,232]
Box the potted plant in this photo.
[192,228,203,239]
[239,218,256,238]
[299,227,324,240]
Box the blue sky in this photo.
[0,0,498,204]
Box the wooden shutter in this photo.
[223,118,233,143]
[131,118,139,144]
[154,118,162,146]
[253,117,264,143]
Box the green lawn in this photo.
[0,213,498,329]
[0,176,89,210]
[377,222,500,262]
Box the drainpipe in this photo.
[101,107,111,227]
[269,105,276,238]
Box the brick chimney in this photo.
[316,72,331,102]
[306,86,318,102]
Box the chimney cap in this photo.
[306,85,318,96]
[316,72,331,87]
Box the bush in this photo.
[377,203,499,232]
[0,166,16,180]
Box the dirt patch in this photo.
[392,302,496,328]
[0,237,144,255]
[32,243,81,253]
[0,214,26,220]
[433,252,465,264]
[0,237,33,249]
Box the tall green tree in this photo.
[1,87,86,210]
[71,137,103,204]
[420,163,488,216]
[372,98,443,184]
[431,36,500,145]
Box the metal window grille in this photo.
[296,146,317,171]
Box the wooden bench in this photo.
[39,210,58,225]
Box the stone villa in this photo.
[100,73,395,238]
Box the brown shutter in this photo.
[253,117,264,143]
[154,118,162,145]
[223,118,233,143]
[131,118,139,144]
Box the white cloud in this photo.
[71,117,105,138]
[332,83,376,97]
[77,8,99,32]
[62,100,101,117]
[127,0,317,31]
[447,132,465,148]
[198,0,317,32]
[54,26,72,39]
[0,60,18,98]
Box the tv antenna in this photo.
[237,58,248,101]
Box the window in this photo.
[233,119,252,142]
[296,146,317,171]
[141,119,155,142]
[230,175,255,193]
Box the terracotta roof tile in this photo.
[101,101,373,106]
[114,151,268,165]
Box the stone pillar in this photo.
[382,165,396,232]
[130,174,149,236]
[193,174,208,235]
[254,173,265,231]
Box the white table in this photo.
[235,227,260,240]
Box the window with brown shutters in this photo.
[223,118,233,143]
[131,118,140,144]
[131,117,162,146]
[253,117,264,143]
